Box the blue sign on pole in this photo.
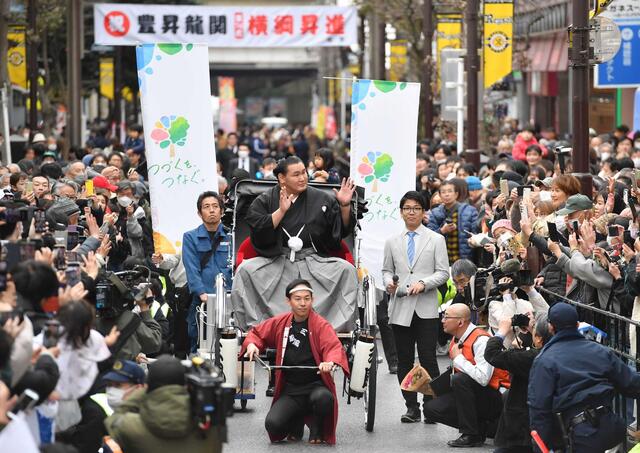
[595,22,640,88]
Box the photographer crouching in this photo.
[484,313,553,453]
[105,355,231,453]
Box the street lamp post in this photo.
[465,0,481,171]
[422,0,434,139]
[27,0,38,132]
[67,0,83,149]
[571,0,592,196]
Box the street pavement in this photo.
[226,350,495,453]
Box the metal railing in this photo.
[537,287,640,450]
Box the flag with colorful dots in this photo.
[136,44,218,254]
[349,79,421,287]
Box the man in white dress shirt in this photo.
[423,303,509,448]
[382,191,449,423]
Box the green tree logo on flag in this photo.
[357,151,394,192]
[150,115,190,158]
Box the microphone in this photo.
[392,275,409,297]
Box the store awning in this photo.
[524,32,568,72]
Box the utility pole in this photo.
[422,0,434,139]
[570,0,592,196]
[0,0,12,163]
[114,46,122,142]
[465,0,481,171]
[27,0,38,132]
[67,0,83,148]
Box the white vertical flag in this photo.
[137,43,218,254]
[350,79,421,286]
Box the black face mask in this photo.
[145,296,154,305]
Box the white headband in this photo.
[288,284,314,296]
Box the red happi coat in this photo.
[240,310,349,445]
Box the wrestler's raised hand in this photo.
[334,178,355,207]
[279,186,294,213]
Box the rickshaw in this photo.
[197,179,379,432]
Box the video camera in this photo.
[470,258,534,310]
[95,266,152,318]
[184,357,235,441]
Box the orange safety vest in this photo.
[450,327,511,390]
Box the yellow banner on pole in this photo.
[8,28,27,90]
[389,39,408,82]
[436,15,462,91]
[483,0,513,88]
[99,58,115,100]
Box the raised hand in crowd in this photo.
[58,282,88,306]
[81,251,99,279]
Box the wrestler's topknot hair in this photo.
[274,156,304,178]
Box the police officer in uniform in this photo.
[529,303,640,452]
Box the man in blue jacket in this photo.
[426,181,478,262]
[182,191,232,352]
[528,303,640,452]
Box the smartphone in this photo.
[516,185,533,198]
[65,264,81,287]
[24,181,33,195]
[67,231,79,250]
[500,179,510,198]
[624,231,635,247]
[572,221,580,239]
[0,261,7,292]
[85,179,94,196]
[34,209,47,234]
[65,250,80,264]
[54,230,68,247]
[19,240,35,260]
[608,225,620,237]
[547,222,561,243]
[42,319,61,348]
[0,309,24,326]
[8,389,39,419]
[53,245,66,270]
[3,243,20,270]
[630,198,638,220]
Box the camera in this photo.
[95,267,152,318]
[185,357,235,439]
[470,259,533,310]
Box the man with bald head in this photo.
[423,303,509,448]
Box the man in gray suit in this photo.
[383,191,450,423]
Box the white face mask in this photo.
[238,150,250,159]
[117,196,133,207]
[555,215,566,232]
[48,144,57,151]
[539,191,552,202]
[600,152,611,161]
[633,158,640,168]
[106,386,127,408]
[497,232,514,249]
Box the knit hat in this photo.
[491,219,516,236]
[466,176,482,191]
[147,355,185,392]
[548,302,579,330]
[46,198,80,227]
